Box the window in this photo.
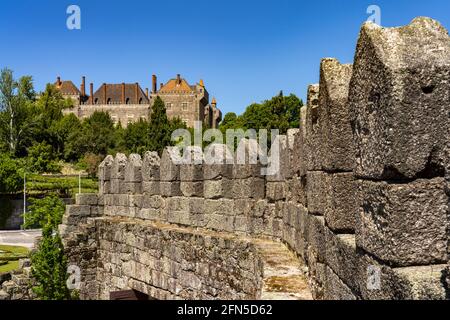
[182,119,189,125]
[107,98,112,104]
[126,98,130,105]
[181,102,188,111]
[166,103,172,110]
[94,98,98,104]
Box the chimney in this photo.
[145,88,149,99]
[177,74,181,84]
[152,74,157,93]
[103,83,107,104]
[160,83,163,90]
[121,83,125,104]
[81,76,86,97]
[56,76,61,86]
[89,83,94,104]
[135,83,139,104]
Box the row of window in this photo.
[107,115,190,125]
[93,98,145,105]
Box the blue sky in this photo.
[0,0,449,115]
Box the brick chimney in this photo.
[135,83,139,104]
[152,74,157,93]
[160,83,163,90]
[81,76,86,97]
[103,83,107,104]
[121,83,125,104]
[145,88,149,99]
[56,76,61,86]
[89,83,94,104]
[177,74,181,84]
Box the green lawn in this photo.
[0,245,30,274]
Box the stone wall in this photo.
[58,17,450,300]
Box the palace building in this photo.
[56,74,222,128]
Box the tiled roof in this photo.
[159,78,195,93]
[56,80,81,95]
[92,83,149,104]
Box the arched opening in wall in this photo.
[110,289,155,300]
[126,98,130,104]
[107,98,112,105]
[94,98,99,105]
[139,98,143,104]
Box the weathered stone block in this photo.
[324,266,357,300]
[306,171,326,215]
[125,182,142,194]
[66,205,91,217]
[111,153,127,180]
[350,18,450,180]
[286,175,307,205]
[76,194,98,206]
[357,254,447,300]
[305,84,324,171]
[98,155,114,181]
[160,147,181,181]
[180,181,203,197]
[124,154,142,182]
[142,181,160,196]
[203,144,234,179]
[203,179,233,199]
[159,182,181,197]
[265,181,287,202]
[356,177,448,266]
[291,129,307,177]
[232,178,265,199]
[142,151,160,181]
[325,230,359,294]
[266,135,289,182]
[324,172,357,232]
[307,215,326,263]
[319,58,354,172]
[234,139,263,178]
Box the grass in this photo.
[0,245,29,274]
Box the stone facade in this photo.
[58,74,222,128]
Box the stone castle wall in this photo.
[8,17,446,300]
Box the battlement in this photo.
[57,17,450,300]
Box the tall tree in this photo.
[147,96,171,155]
[0,68,35,156]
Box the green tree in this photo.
[124,119,150,154]
[0,68,36,156]
[65,111,116,161]
[0,153,23,193]
[27,141,61,173]
[23,194,65,229]
[31,222,71,300]
[147,96,171,155]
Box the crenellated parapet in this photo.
[58,17,449,300]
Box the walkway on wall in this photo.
[253,239,312,300]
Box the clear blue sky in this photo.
[0,0,449,115]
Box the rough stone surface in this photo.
[350,18,450,180]
[319,58,354,172]
[324,172,357,232]
[356,178,448,266]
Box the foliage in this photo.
[64,111,116,160]
[0,68,36,156]
[25,174,98,196]
[0,153,23,193]
[147,96,171,156]
[123,119,150,155]
[23,194,65,229]
[78,153,103,178]
[31,222,71,300]
[27,142,61,174]
[220,92,303,134]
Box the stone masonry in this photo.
[1,17,448,300]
